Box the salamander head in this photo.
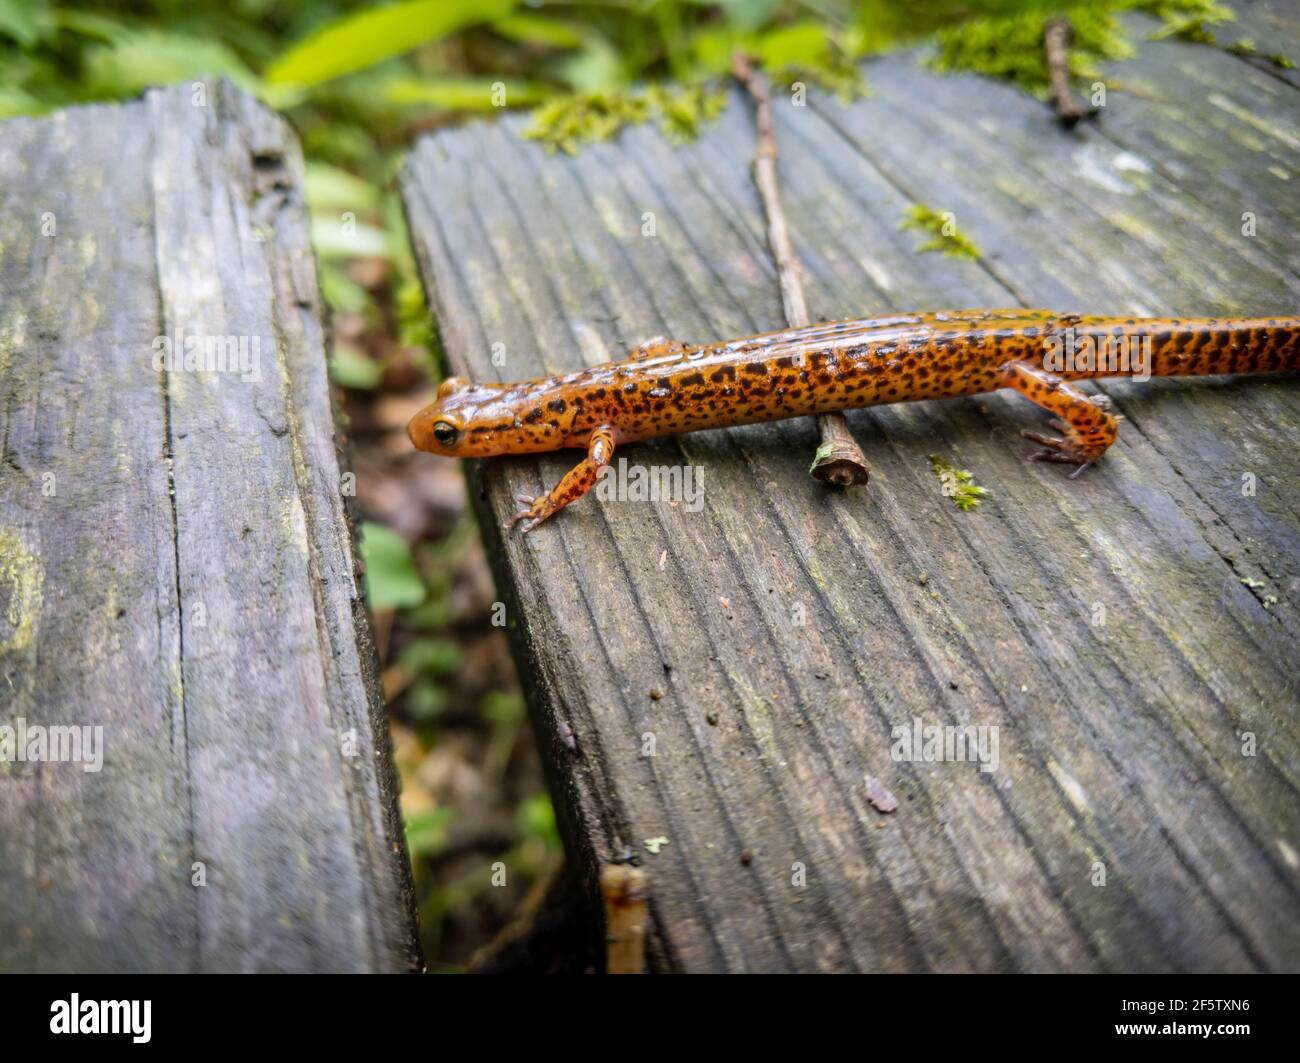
[407,376,566,457]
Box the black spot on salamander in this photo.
[623,382,637,393]
[548,398,567,413]
[656,377,672,390]
[743,363,769,375]
[680,372,706,387]
[774,355,795,369]
[710,366,737,383]
[524,407,544,424]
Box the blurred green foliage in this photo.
[1,2,1263,268]
[359,521,427,608]
[3,2,1253,153]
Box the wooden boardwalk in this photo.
[402,3,1300,972]
[0,83,417,971]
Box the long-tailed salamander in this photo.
[408,309,1299,532]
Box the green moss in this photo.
[0,527,44,654]
[810,441,835,473]
[929,9,1134,95]
[1267,52,1296,69]
[0,306,28,383]
[523,84,726,155]
[523,90,651,155]
[645,84,728,145]
[772,49,871,104]
[1140,0,1234,44]
[929,3,1238,96]
[900,204,982,261]
[928,455,990,511]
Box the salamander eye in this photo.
[432,421,459,447]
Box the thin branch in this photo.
[1044,17,1089,127]
[601,863,650,974]
[731,51,871,488]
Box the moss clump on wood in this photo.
[0,527,43,654]
[930,8,1134,94]
[1222,38,1294,66]
[772,49,871,104]
[1141,0,1235,43]
[900,204,982,261]
[645,85,728,144]
[929,455,990,511]
[523,91,651,155]
[523,84,726,155]
[929,2,1237,96]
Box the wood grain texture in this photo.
[0,81,419,972]
[401,7,1300,972]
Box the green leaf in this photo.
[0,0,46,47]
[82,31,259,98]
[556,38,628,91]
[399,638,463,677]
[49,10,130,44]
[329,341,383,390]
[359,522,426,609]
[405,807,452,858]
[405,680,448,721]
[482,690,525,726]
[318,265,370,316]
[517,793,558,848]
[756,21,830,69]
[304,162,380,213]
[492,13,586,49]
[382,76,547,110]
[0,86,45,120]
[266,0,516,89]
[719,0,781,34]
[311,216,392,260]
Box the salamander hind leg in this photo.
[998,361,1119,478]
[505,426,616,533]
[631,336,690,360]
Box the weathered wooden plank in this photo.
[0,81,418,972]
[402,12,1300,972]
[1229,0,1300,90]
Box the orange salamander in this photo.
[408,309,1299,532]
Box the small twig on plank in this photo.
[731,51,870,488]
[601,863,651,974]
[1044,17,1090,127]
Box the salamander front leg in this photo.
[998,361,1119,478]
[504,426,616,533]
